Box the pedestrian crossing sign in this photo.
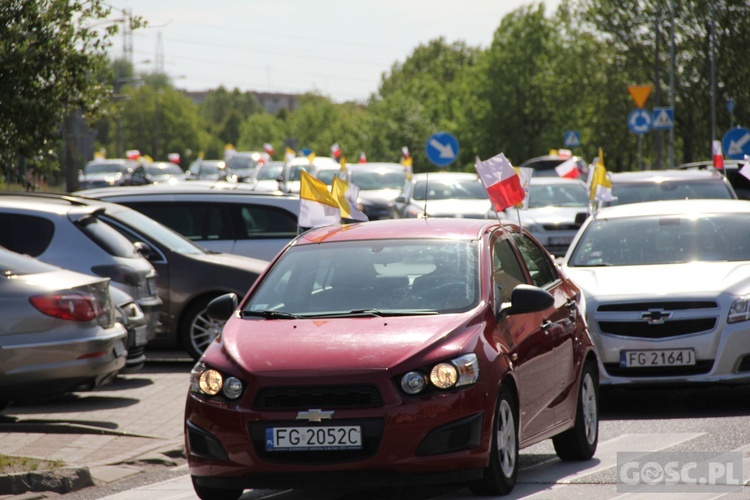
[564,131,580,147]
[652,107,674,130]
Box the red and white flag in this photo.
[167,152,180,164]
[401,146,410,159]
[263,143,274,155]
[331,143,342,159]
[359,152,367,163]
[474,153,526,212]
[712,140,724,169]
[126,149,141,161]
[554,157,580,179]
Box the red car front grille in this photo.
[252,385,384,410]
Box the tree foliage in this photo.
[0,0,142,175]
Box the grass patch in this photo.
[0,454,65,474]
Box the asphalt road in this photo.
[3,352,750,499]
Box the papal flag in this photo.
[587,148,615,202]
[332,177,368,222]
[299,170,340,228]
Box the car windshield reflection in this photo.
[569,213,750,266]
[243,239,480,315]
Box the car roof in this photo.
[410,172,479,181]
[296,218,499,245]
[590,199,750,219]
[609,169,729,183]
[349,162,405,172]
[74,184,299,199]
[0,194,102,216]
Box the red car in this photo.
[185,218,599,499]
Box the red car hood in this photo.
[220,314,478,374]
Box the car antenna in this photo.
[423,172,429,218]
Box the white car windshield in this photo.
[244,239,480,317]
[569,213,750,266]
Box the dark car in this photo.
[0,247,127,411]
[128,161,186,185]
[55,193,270,360]
[676,159,749,199]
[348,162,408,220]
[78,158,139,190]
[185,218,599,498]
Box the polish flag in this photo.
[263,143,274,155]
[167,152,180,164]
[712,140,724,169]
[474,153,526,212]
[359,152,367,163]
[331,143,342,159]
[555,157,580,179]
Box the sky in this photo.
[101,0,562,103]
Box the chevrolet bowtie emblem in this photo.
[296,409,334,422]
[641,309,672,324]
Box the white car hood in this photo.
[566,261,750,299]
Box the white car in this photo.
[561,199,750,386]
[499,177,589,257]
[391,171,491,219]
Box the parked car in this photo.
[250,161,286,192]
[348,162,408,220]
[111,287,149,373]
[498,177,589,257]
[278,156,338,194]
[0,194,162,341]
[128,161,186,185]
[519,152,587,178]
[42,192,272,360]
[605,169,737,206]
[676,159,749,200]
[562,199,750,386]
[391,171,491,219]
[75,185,300,261]
[0,246,127,411]
[78,158,139,190]
[186,159,228,181]
[226,151,263,182]
[185,218,599,498]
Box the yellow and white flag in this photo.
[299,170,340,228]
[332,177,368,222]
[285,147,296,163]
[587,148,615,202]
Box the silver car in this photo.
[562,199,750,386]
[0,247,127,411]
[74,185,299,261]
[0,194,162,340]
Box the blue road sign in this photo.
[425,132,459,167]
[628,109,652,134]
[722,127,750,160]
[652,107,674,130]
[564,131,580,147]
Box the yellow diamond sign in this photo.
[628,85,653,109]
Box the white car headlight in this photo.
[400,353,479,395]
[728,296,750,323]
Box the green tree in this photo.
[198,86,263,147]
[0,0,142,185]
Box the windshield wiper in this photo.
[242,310,301,319]
[299,309,440,318]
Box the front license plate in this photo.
[134,326,148,347]
[620,349,696,368]
[265,426,362,451]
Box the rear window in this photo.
[0,247,59,274]
[0,213,54,257]
[608,180,735,206]
[76,216,140,258]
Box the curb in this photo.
[0,466,93,496]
